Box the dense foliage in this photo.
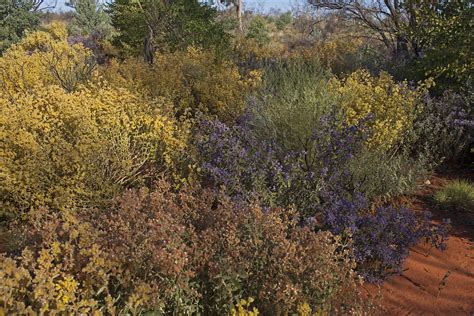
[330,70,431,149]
[0,24,188,220]
[0,0,41,52]
[406,0,473,92]
[102,47,261,121]
[108,0,229,60]
[1,2,471,314]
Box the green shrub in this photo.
[275,12,292,31]
[434,180,474,213]
[246,16,271,46]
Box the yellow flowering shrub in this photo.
[330,70,431,149]
[231,298,260,316]
[103,47,262,122]
[309,36,365,71]
[0,209,115,314]
[0,22,96,94]
[0,84,187,218]
[0,26,188,220]
[229,299,334,316]
[234,35,286,65]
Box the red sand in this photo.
[366,173,474,315]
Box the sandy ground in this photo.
[366,172,474,315]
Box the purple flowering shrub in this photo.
[322,193,448,281]
[193,112,366,214]
[278,112,370,217]
[309,115,448,281]
[194,112,448,281]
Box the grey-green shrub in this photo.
[250,58,337,154]
[349,150,430,202]
[401,91,472,164]
[275,12,292,31]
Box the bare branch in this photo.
[307,0,417,55]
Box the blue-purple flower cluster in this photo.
[323,192,448,281]
[194,115,284,205]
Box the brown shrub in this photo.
[1,179,367,314]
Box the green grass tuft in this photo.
[434,180,474,213]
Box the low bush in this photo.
[191,194,363,314]
[194,112,366,216]
[0,208,124,314]
[401,91,473,164]
[322,193,447,281]
[0,181,367,314]
[349,150,429,201]
[233,35,284,71]
[0,85,187,219]
[194,115,285,207]
[250,58,336,154]
[230,298,260,316]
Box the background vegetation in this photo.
[0,0,472,314]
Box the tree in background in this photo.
[214,0,243,31]
[406,0,473,92]
[307,0,421,57]
[246,16,270,46]
[307,0,473,91]
[275,11,293,31]
[66,0,114,38]
[0,0,44,52]
[108,0,229,63]
[65,0,115,64]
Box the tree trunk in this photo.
[144,26,154,64]
[236,0,242,32]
